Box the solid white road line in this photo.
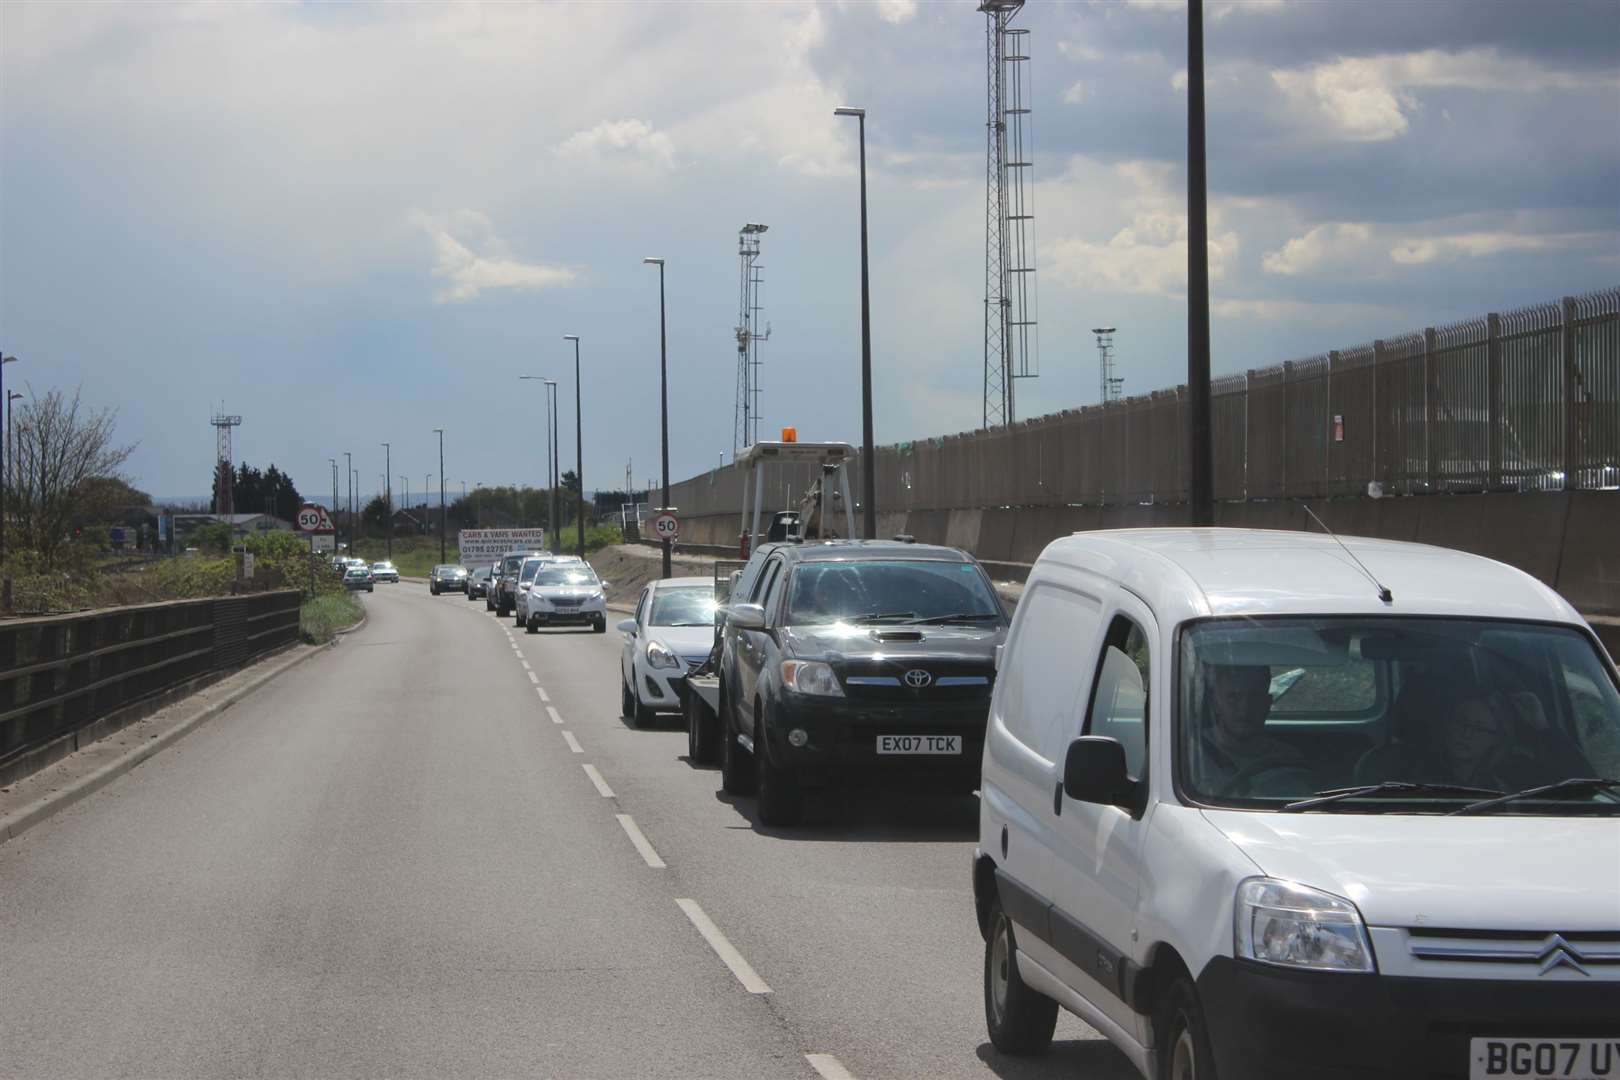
[615,814,666,869]
[527,671,539,684]
[805,1054,859,1080]
[674,899,771,994]
[546,706,563,725]
[581,764,614,797]
[561,730,583,754]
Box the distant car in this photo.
[524,563,608,633]
[512,555,557,626]
[493,548,547,616]
[370,561,399,584]
[618,577,718,727]
[467,566,492,600]
[343,565,374,593]
[429,564,467,595]
[483,561,501,610]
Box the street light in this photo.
[545,380,559,550]
[425,474,432,535]
[344,451,353,551]
[643,256,671,579]
[380,442,391,559]
[433,429,446,563]
[520,374,556,544]
[834,105,877,540]
[1,352,20,565]
[563,335,584,558]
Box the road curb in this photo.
[0,639,337,845]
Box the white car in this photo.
[974,528,1620,1080]
[514,555,583,625]
[617,577,718,728]
[522,562,607,633]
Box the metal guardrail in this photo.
[0,591,302,780]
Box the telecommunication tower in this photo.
[211,408,242,514]
[1092,327,1123,404]
[978,0,1039,429]
[734,223,772,453]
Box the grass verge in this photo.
[301,591,365,644]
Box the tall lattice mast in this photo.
[979,0,1038,428]
[734,223,772,454]
[1092,327,1123,404]
[211,408,242,514]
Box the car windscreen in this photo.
[502,556,525,574]
[649,587,717,627]
[784,559,1001,626]
[372,563,390,570]
[534,568,598,587]
[1178,617,1620,813]
[519,561,544,583]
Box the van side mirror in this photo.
[1063,736,1138,810]
[729,603,767,630]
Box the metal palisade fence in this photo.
[667,287,1619,522]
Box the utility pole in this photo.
[434,429,446,563]
[329,459,338,551]
[344,451,352,552]
[563,335,585,558]
[834,106,877,539]
[0,352,18,566]
[644,257,672,579]
[548,380,559,550]
[1186,0,1214,526]
[381,442,391,559]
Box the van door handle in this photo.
[1053,781,1064,817]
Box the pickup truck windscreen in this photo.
[785,560,1001,627]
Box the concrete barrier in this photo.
[1557,493,1620,615]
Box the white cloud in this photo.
[413,210,575,304]
[1261,223,1373,275]
[1388,231,1592,265]
[1271,48,1618,142]
[556,118,676,170]
[875,0,917,25]
[1262,219,1612,275]
[1062,80,1090,105]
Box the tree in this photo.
[362,494,389,532]
[7,387,137,567]
[217,462,302,520]
[73,476,153,528]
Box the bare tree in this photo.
[8,387,136,567]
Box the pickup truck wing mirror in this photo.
[1062,736,1140,811]
[728,603,767,630]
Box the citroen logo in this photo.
[1537,934,1590,977]
[903,669,933,689]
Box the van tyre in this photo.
[1155,976,1217,1080]
[984,895,1057,1056]
[718,688,754,795]
[754,722,802,826]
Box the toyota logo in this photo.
[903,669,933,688]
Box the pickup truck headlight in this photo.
[1234,878,1374,973]
[646,640,683,670]
[780,660,843,697]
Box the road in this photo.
[0,583,1136,1080]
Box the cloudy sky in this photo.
[2,0,1616,503]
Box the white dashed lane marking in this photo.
[805,1055,859,1080]
[527,671,539,684]
[675,899,771,994]
[546,706,563,725]
[581,764,614,797]
[561,730,583,754]
[615,814,666,869]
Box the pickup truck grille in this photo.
[837,660,993,702]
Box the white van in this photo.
[974,528,1619,1080]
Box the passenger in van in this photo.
[1196,664,1309,795]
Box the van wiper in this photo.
[1448,777,1620,817]
[911,612,1001,625]
[1281,781,1503,813]
[855,612,916,623]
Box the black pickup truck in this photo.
[715,539,1008,826]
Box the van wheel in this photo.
[984,895,1057,1056]
[754,720,801,826]
[718,688,754,795]
[1155,976,1217,1080]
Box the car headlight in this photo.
[646,640,683,670]
[780,660,844,697]
[1234,878,1374,973]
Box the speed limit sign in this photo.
[651,511,680,542]
[297,503,335,534]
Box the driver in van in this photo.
[1196,664,1309,796]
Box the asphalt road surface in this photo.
[0,583,1137,1080]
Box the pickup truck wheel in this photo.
[1155,976,1216,1080]
[718,688,754,795]
[984,895,1057,1056]
[754,731,802,827]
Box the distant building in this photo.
[172,513,294,543]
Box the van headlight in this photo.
[780,660,843,697]
[1234,878,1374,973]
[646,640,682,670]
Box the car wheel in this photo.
[368,586,374,593]
[688,693,717,764]
[718,686,754,795]
[984,894,1058,1056]
[592,617,606,634]
[621,677,636,719]
[632,683,656,729]
[1155,975,1217,1080]
[485,595,494,611]
[526,615,539,634]
[754,719,802,827]
[431,586,438,595]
